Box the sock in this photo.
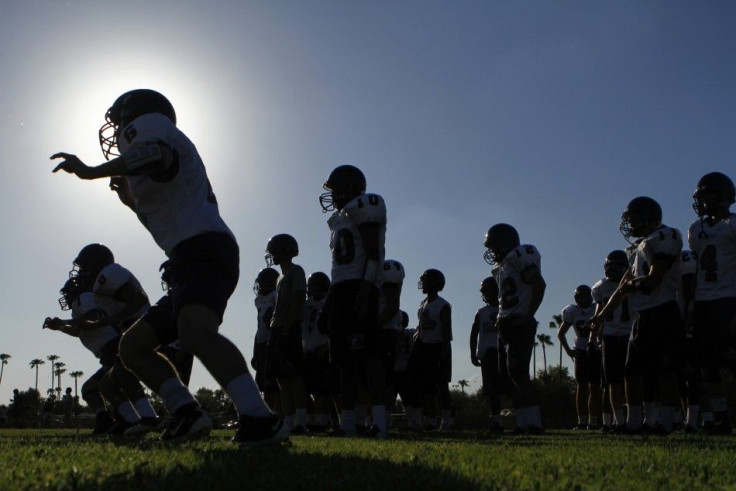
[627,404,642,429]
[527,406,542,428]
[355,404,368,427]
[441,409,452,426]
[295,409,307,427]
[515,407,528,428]
[285,414,294,430]
[659,406,675,431]
[614,409,624,426]
[117,401,139,423]
[134,398,158,419]
[340,410,356,434]
[602,413,612,426]
[225,373,271,418]
[686,404,700,428]
[159,377,197,414]
[702,411,714,423]
[372,405,387,433]
[589,416,599,427]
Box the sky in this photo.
[0,1,734,406]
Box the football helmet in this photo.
[382,259,406,284]
[319,165,366,212]
[483,223,520,265]
[99,89,177,160]
[58,277,88,311]
[603,250,629,282]
[480,276,498,305]
[307,271,331,299]
[573,285,593,309]
[70,244,114,280]
[253,267,280,296]
[619,197,662,242]
[418,268,445,293]
[265,234,299,267]
[692,172,735,218]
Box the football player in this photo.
[45,277,119,434]
[591,250,634,431]
[318,164,387,437]
[557,285,601,430]
[265,234,308,434]
[55,244,162,435]
[52,89,286,444]
[589,197,684,433]
[686,172,736,434]
[302,271,336,432]
[252,267,281,411]
[409,269,453,431]
[469,277,506,433]
[484,223,545,434]
[377,259,405,432]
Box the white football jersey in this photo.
[591,278,633,337]
[302,297,329,353]
[119,113,235,255]
[254,290,276,343]
[493,244,543,319]
[93,263,150,328]
[71,292,119,358]
[378,259,405,330]
[688,215,736,300]
[417,296,452,344]
[628,225,683,311]
[475,304,499,358]
[561,303,597,350]
[327,193,386,285]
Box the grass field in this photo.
[1,428,735,490]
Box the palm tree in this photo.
[69,371,84,400]
[457,379,469,394]
[54,362,66,397]
[532,341,538,379]
[29,359,45,391]
[536,334,553,374]
[550,314,564,368]
[0,354,10,386]
[47,355,59,394]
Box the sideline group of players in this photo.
[48,88,735,441]
[548,174,736,436]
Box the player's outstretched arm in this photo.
[51,152,127,180]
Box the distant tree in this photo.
[54,363,67,398]
[46,355,59,394]
[7,388,42,427]
[69,371,84,400]
[29,359,45,391]
[550,314,564,369]
[0,354,10,386]
[457,379,469,394]
[536,334,553,373]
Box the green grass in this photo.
[1,429,735,490]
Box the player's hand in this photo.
[471,355,481,367]
[565,348,575,359]
[43,317,62,330]
[51,153,95,179]
[587,316,603,338]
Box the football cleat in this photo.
[124,416,162,436]
[231,414,290,445]
[107,419,135,435]
[160,405,212,443]
[92,410,114,434]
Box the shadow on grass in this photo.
[89,441,480,491]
